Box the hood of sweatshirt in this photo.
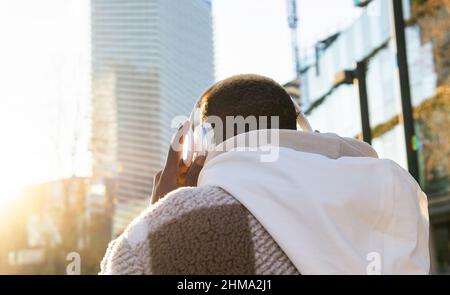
[197,129,430,274]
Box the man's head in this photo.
[200,74,297,143]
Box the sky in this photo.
[213,0,360,84]
[0,0,360,200]
[0,0,91,200]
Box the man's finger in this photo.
[151,170,163,205]
[166,120,190,167]
[172,120,190,147]
[154,170,162,185]
[185,155,206,187]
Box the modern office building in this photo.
[299,0,449,273]
[91,0,214,236]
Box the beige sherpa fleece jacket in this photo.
[100,185,299,275]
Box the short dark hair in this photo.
[201,74,297,143]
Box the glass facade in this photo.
[365,44,401,127]
[371,124,408,169]
[307,84,361,137]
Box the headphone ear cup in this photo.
[201,122,215,154]
[182,128,194,166]
[193,122,214,157]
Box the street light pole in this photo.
[391,0,420,182]
[356,61,372,144]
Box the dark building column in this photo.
[391,0,420,182]
[356,61,372,144]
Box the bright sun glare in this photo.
[0,0,91,206]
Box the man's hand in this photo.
[151,121,206,205]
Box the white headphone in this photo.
[182,89,313,166]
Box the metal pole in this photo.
[391,0,419,182]
[287,0,301,79]
[356,61,372,144]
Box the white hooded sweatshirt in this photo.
[198,129,430,275]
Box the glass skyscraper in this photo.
[91,0,214,235]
